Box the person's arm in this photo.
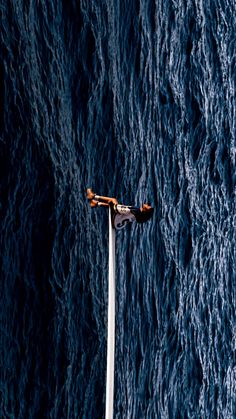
[126,206,140,210]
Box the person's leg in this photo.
[87,189,118,205]
[94,195,118,205]
[87,188,96,200]
[89,199,109,208]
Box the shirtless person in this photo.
[87,188,154,230]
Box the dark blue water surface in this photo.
[1,0,236,418]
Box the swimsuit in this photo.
[112,205,141,230]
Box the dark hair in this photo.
[135,208,154,223]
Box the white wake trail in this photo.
[105,207,116,419]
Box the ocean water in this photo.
[1,0,235,418]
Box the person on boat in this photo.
[87,188,154,230]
